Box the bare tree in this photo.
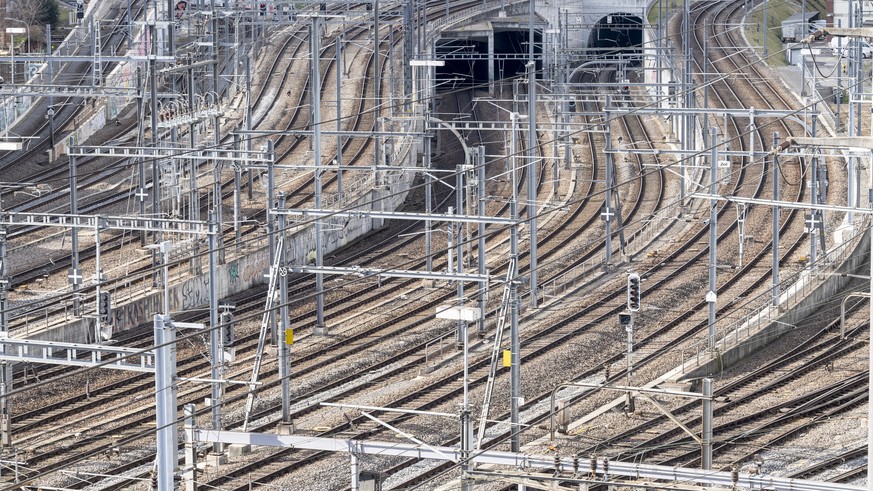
[6,0,43,26]
[3,0,58,52]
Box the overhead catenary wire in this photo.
[3,6,868,488]
[4,10,860,382]
[5,2,859,372]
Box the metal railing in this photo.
[424,329,455,369]
[679,224,867,371]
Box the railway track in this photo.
[0,0,864,489]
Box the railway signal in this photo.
[98,291,111,322]
[219,303,235,347]
[627,273,641,312]
[618,313,632,327]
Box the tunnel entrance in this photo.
[588,14,643,63]
[435,29,541,90]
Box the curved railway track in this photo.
[0,0,863,488]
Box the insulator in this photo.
[554,454,561,472]
[589,454,597,476]
[573,455,579,474]
[603,457,609,475]
[731,466,739,484]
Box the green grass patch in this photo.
[745,0,801,67]
[802,0,827,19]
[646,0,825,68]
[648,0,680,26]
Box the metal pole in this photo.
[313,17,327,335]
[9,34,13,86]
[402,2,412,108]
[447,207,454,281]
[149,22,162,287]
[552,91,559,198]
[94,223,105,341]
[836,21,843,132]
[625,315,634,413]
[604,98,613,267]
[460,407,473,491]
[708,128,718,348]
[461,179,472,491]
[154,314,178,490]
[183,403,197,491]
[70,154,82,317]
[126,0,132,48]
[160,242,171,321]
[702,25,708,115]
[702,378,713,469]
[267,140,277,344]
[46,23,53,127]
[772,132,780,307]
[857,6,864,138]
[868,185,873,491]
[233,134,242,250]
[421,0,427,56]
[510,113,521,453]
[210,0,224,264]
[336,35,344,203]
[526,0,539,307]
[47,108,55,162]
[246,56,254,201]
[477,146,486,337]
[526,60,538,307]
[762,0,768,58]
[801,0,806,55]
[277,193,292,425]
[681,0,691,213]
[867,70,873,491]
[0,224,9,447]
[810,155,818,263]
[208,211,223,455]
[137,67,147,246]
[351,453,359,490]
[374,0,381,172]
[188,68,201,274]
[455,170,465,348]
[425,115,433,272]
[389,29,396,124]
[658,0,663,92]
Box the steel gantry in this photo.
[191,426,859,491]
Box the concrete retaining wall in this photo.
[678,228,870,381]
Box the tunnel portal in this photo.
[588,13,644,62]
[434,25,542,90]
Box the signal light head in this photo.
[627,273,641,312]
